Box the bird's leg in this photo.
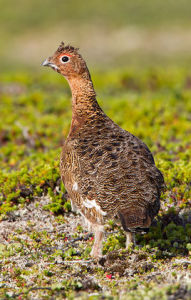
[90,226,104,259]
[126,232,135,249]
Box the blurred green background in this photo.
[1,0,191,71]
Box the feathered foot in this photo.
[90,226,104,259]
[126,232,135,249]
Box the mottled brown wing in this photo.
[67,120,164,226]
[60,114,165,229]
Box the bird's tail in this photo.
[118,207,151,232]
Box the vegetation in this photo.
[0,68,191,299]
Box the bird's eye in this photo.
[61,56,70,63]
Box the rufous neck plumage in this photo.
[66,73,101,119]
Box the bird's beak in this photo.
[41,59,59,71]
[41,59,50,67]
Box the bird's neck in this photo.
[67,74,102,130]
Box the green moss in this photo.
[1,69,191,218]
[103,231,126,254]
[0,68,191,299]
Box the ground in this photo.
[0,69,191,299]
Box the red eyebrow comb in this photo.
[59,53,72,58]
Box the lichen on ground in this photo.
[0,69,191,299]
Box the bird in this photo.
[42,42,165,258]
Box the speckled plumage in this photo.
[42,42,165,258]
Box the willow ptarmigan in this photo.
[42,42,165,258]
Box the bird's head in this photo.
[42,42,89,79]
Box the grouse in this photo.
[42,42,165,258]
